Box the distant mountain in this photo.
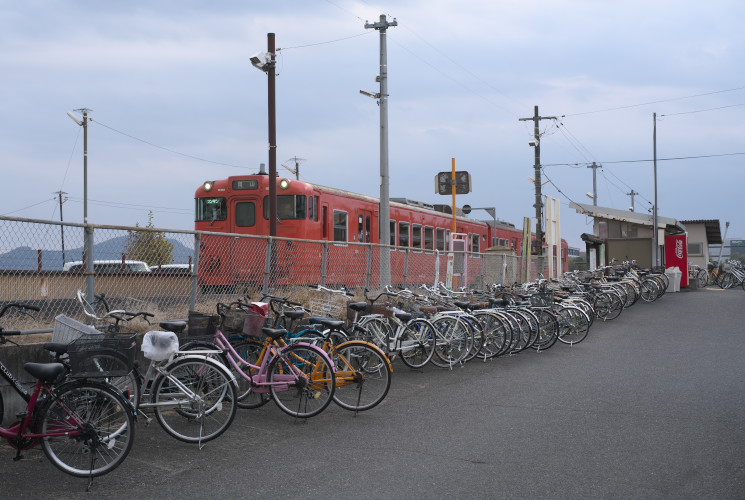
[0,235,195,271]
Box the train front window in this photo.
[263,195,307,220]
[196,197,227,222]
[235,202,255,227]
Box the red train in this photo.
[194,172,568,289]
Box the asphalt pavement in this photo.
[3,287,745,499]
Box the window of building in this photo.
[688,242,703,256]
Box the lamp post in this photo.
[363,15,397,287]
[251,34,278,236]
[67,108,94,304]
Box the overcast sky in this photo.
[2,0,743,248]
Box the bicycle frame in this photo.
[212,328,335,393]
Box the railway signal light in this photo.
[435,171,471,195]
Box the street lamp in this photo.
[67,108,94,305]
[251,35,278,237]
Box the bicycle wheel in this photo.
[40,380,135,478]
[472,311,509,359]
[152,357,237,444]
[430,316,469,368]
[640,279,660,302]
[399,318,437,369]
[462,315,485,362]
[719,272,734,289]
[530,309,559,351]
[556,306,591,345]
[696,269,708,288]
[332,340,392,412]
[603,291,624,321]
[269,344,336,418]
[358,316,393,349]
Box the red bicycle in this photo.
[0,303,135,482]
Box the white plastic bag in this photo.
[141,330,179,361]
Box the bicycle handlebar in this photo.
[0,303,40,319]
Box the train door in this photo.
[356,210,372,243]
[230,196,260,233]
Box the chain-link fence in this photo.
[0,215,539,331]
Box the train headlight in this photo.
[203,181,214,192]
[279,178,291,190]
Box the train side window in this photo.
[445,230,451,249]
[412,224,422,249]
[390,220,396,247]
[235,202,256,227]
[333,210,348,242]
[424,226,434,251]
[436,228,446,251]
[322,206,328,238]
[309,196,318,222]
[471,233,480,253]
[399,221,410,247]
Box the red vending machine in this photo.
[664,234,689,287]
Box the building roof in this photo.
[569,202,686,233]
[679,219,722,244]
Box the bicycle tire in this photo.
[462,315,486,362]
[430,316,470,368]
[152,356,237,444]
[472,311,509,359]
[332,340,392,412]
[530,309,559,351]
[40,380,135,478]
[556,306,591,345]
[399,318,436,369]
[269,344,336,418]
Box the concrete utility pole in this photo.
[365,14,397,286]
[587,162,600,206]
[652,112,659,267]
[54,191,68,266]
[287,156,305,180]
[627,189,638,212]
[267,33,278,237]
[519,106,556,255]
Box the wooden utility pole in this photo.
[519,106,556,255]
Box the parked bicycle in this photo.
[0,303,135,483]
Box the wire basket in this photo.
[308,297,347,320]
[67,332,137,378]
[52,314,101,344]
[187,310,220,338]
[529,290,554,307]
[223,305,269,336]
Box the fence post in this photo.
[262,238,273,296]
[402,248,410,287]
[365,243,373,289]
[434,250,440,287]
[188,233,202,312]
[84,225,95,305]
[321,241,328,286]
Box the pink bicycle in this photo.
[184,302,337,419]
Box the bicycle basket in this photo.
[66,332,137,378]
[187,310,220,338]
[529,291,554,307]
[223,303,269,336]
[52,314,101,344]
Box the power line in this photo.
[278,31,372,51]
[562,86,745,117]
[542,150,745,167]
[1,197,56,216]
[90,119,250,169]
[661,102,745,117]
